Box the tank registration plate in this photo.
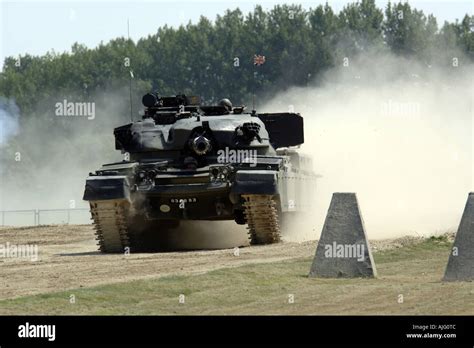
[170,198,198,203]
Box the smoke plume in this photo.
[262,52,473,239]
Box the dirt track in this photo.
[0,224,423,300]
[0,224,318,299]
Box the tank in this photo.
[83,93,318,252]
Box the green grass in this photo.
[1,238,473,315]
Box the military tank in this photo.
[83,93,317,252]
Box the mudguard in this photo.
[83,176,131,201]
[231,170,279,195]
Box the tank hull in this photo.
[83,153,317,252]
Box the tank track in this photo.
[242,194,281,244]
[89,200,131,253]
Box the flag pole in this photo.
[252,87,256,112]
[252,54,265,112]
[252,55,256,112]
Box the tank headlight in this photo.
[209,166,233,182]
[147,170,157,179]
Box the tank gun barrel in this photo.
[191,135,212,155]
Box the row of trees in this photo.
[1,1,473,113]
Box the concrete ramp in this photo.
[443,192,474,282]
[309,193,377,278]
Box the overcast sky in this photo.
[1,0,472,70]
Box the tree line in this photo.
[0,0,472,114]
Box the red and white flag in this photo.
[253,54,266,66]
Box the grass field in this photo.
[1,235,472,315]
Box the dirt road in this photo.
[0,224,317,299]
[0,224,424,300]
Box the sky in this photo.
[0,0,473,70]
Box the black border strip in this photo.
[0,315,472,346]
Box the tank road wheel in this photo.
[242,194,281,245]
[89,200,131,253]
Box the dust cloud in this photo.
[2,52,472,245]
[0,97,20,146]
[0,88,132,215]
[262,52,473,239]
[153,221,250,250]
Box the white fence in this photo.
[0,208,91,226]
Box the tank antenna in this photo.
[252,61,256,111]
[128,19,133,122]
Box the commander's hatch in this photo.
[257,113,304,149]
[199,105,229,115]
